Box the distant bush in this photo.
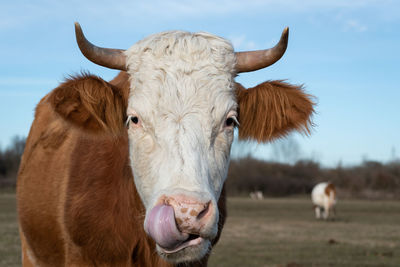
[226,157,400,199]
[0,136,25,188]
[226,157,316,196]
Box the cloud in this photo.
[344,19,368,32]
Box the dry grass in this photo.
[1,194,399,266]
[0,193,20,267]
[209,197,400,266]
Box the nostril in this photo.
[196,201,211,220]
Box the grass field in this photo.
[0,193,20,267]
[1,193,399,266]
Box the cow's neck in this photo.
[65,133,170,266]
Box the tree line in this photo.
[0,136,25,188]
[226,157,400,199]
[1,136,399,199]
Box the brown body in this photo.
[17,72,226,266]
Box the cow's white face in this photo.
[124,31,237,263]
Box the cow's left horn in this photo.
[74,22,127,71]
[235,27,289,73]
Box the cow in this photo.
[250,190,264,200]
[17,22,315,266]
[311,182,337,220]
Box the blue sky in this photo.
[1,0,399,166]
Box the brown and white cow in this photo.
[17,23,314,266]
[311,182,337,220]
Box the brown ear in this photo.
[236,80,315,142]
[49,74,127,135]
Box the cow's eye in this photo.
[131,116,139,124]
[225,117,235,127]
[225,116,238,128]
[125,114,141,128]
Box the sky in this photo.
[1,0,399,167]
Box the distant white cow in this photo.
[250,190,264,200]
[311,182,337,220]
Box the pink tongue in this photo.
[144,204,189,250]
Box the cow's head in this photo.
[51,23,314,263]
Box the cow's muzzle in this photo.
[144,194,216,254]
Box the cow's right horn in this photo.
[74,22,127,71]
[235,27,289,73]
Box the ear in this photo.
[236,80,315,142]
[49,74,127,135]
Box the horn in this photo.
[74,22,127,71]
[235,27,289,73]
